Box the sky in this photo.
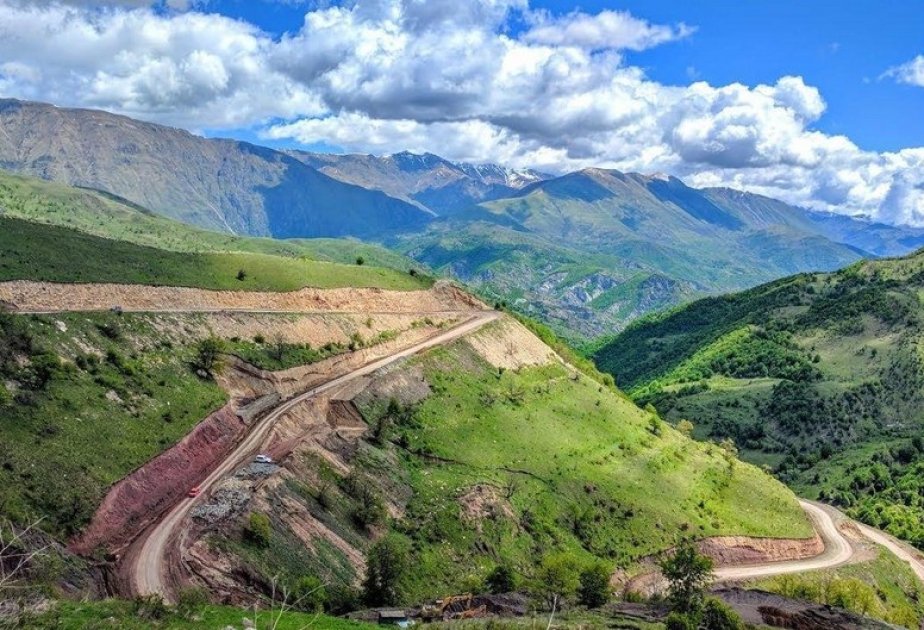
[0,0,923,225]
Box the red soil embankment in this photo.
[699,533,824,567]
[70,404,247,557]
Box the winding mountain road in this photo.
[713,501,853,582]
[128,311,500,601]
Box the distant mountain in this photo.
[0,99,431,238]
[591,249,924,549]
[391,168,874,338]
[288,150,548,214]
[4,98,924,340]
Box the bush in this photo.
[176,586,209,619]
[356,256,365,266]
[245,512,271,548]
[193,336,226,376]
[236,269,247,281]
[131,594,169,620]
[486,564,516,594]
[665,612,696,630]
[701,597,744,630]
[537,553,581,609]
[291,575,327,612]
[578,562,611,608]
[327,584,362,615]
[363,534,411,606]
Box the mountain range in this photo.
[3,98,924,338]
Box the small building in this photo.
[377,610,413,627]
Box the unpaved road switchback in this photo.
[127,311,500,601]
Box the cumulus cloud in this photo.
[522,9,694,51]
[1,0,923,225]
[883,55,924,88]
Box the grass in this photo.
[0,311,227,537]
[751,547,924,628]
[592,249,924,550]
[25,598,370,630]
[354,335,810,603]
[0,170,424,272]
[0,216,430,292]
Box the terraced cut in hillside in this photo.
[592,249,924,551]
[164,314,820,609]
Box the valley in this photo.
[2,103,924,630]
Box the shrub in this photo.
[291,575,327,612]
[193,336,226,376]
[327,584,362,615]
[236,269,247,281]
[486,564,516,594]
[176,586,209,619]
[245,512,271,548]
[665,612,696,630]
[677,419,695,438]
[131,594,169,620]
[578,562,611,608]
[537,553,581,609]
[701,597,744,630]
[356,256,365,266]
[363,534,411,606]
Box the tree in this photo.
[245,512,271,548]
[659,538,713,615]
[537,553,580,610]
[665,612,696,630]
[578,562,611,608]
[193,336,226,376]
[363,534,411,606]
[486,564,516,594]
[677,419,695,438]
[355,256,365,266]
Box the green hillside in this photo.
[221,321,810,606]
[394,168,868,340]
[0,170,427,279]
[593,250,924,547]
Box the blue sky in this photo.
[205,0,924,153]
[1,0,923,223]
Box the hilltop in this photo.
[593,248,924,548]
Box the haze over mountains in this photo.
[3,98,924,338]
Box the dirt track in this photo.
[0,280,485,314]
[127,311,500,601]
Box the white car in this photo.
[255,454,273,464]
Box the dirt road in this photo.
[128,311,499,601]
[713,501,853,581]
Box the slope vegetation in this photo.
[593,249,924,548]
[180,316,812,607]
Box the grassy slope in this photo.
[352,326,806,602]
[28,599,369,630]
[0,311,227,537]
[752,547,924,628]
[0,170,429,289]
[0,215,429,291]
[592,251,924,547]
[209,320,809,607]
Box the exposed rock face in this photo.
[0,99,430,238]
[70,404,247,556]
[697,533,824,567]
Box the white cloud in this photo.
[883,55,924,88]
[522,9,694,51]
[1,0,923,225]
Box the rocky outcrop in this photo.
[697,533,824,567]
